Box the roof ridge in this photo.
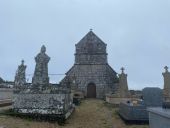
[76,30,106,45]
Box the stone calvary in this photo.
[13,45,74,121]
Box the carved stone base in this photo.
[13,93,73,115]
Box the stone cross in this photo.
[163,66,170,98]
[14,60,27,88]
[121,67,125,74]
[165,66,169,73]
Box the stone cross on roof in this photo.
[164,66,169,72]
[121,67,125,74]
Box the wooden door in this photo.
[87,83,96,98]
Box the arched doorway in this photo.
[87,83,96,98]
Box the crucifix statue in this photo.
[32,45,50,88]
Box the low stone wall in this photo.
[0,88,13,100]
[105,95,131,105]
[13,93,73,115]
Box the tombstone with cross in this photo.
[163,66,170,100]
[118,67,129,97]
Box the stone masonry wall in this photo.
[13,93,72,114]
[62,64,118,98]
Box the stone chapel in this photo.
[61,30,121,98]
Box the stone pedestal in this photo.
[13,90,73,115]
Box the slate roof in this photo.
[76,30,106,46]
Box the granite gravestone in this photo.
[119,87,163,121]
[142,87,163,107]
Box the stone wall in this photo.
[0,88,13,100]
[61,64,118,98]
[13,93,73,115]
[75,54,107,65]
[105,95,131,105]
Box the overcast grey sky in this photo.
[0,0,170,90]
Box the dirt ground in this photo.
[0,99,149,128]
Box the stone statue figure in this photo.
[14,60,27,88]
[32,45,50,88]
